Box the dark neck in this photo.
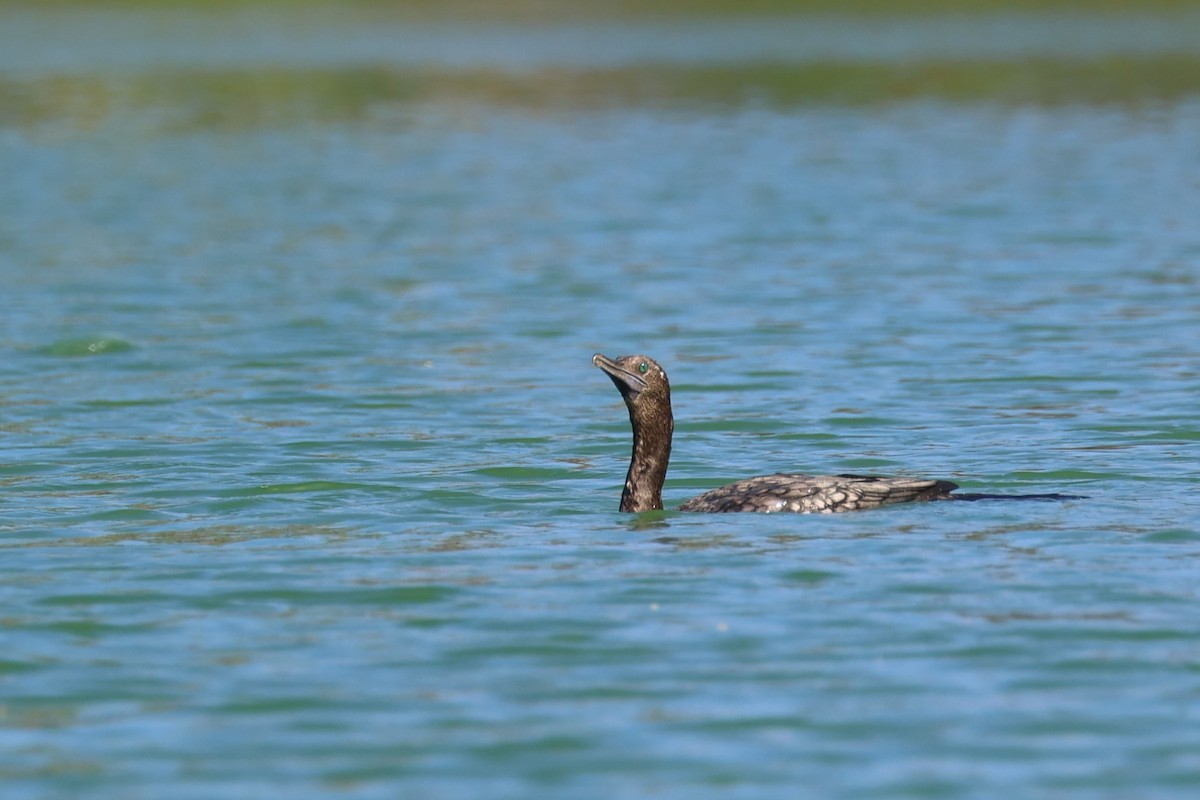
[620,404,673,512]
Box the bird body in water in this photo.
[593,353,1079,514]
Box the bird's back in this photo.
[677,473,959,513]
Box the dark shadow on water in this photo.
[621,510,673,533]
[949,492,1089,502]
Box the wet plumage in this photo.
[676,473,957,513]
[593,353,1079,514]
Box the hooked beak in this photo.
[593,353,647,400]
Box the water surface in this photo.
[2,5,1199,799]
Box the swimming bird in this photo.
[593,353,1079,513]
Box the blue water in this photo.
[2,6,1200,799]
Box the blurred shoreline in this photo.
[2,3,1198,131]
[2,0,1199,19]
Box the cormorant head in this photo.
[592,353,671,419]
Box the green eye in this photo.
[638,362,650,374]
